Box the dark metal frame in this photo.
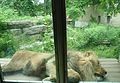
[0,0,67,83]
[52,0,67,83]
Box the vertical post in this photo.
[51,0,67,83]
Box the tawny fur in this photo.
[2,50,107,82]
[2,50,54,79]
[39,51,106,81]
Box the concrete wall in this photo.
[78,6,120,27]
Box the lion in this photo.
[2,50,53,79]
[2,50,107,82]
[43,51,107,82]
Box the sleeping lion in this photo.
[2,50,107,83]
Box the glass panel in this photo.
[66,0,120,82]
[0,0,56,82]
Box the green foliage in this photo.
[66,0,120,21]
[0,22,16,58]
[1,0,120,17]
[0,7,39,21]
[0,32,16,57]
[87,45,116,58]
[67,27,88,50]
[99,0,120,15]
[0,0,51,16]
[84,26,120,46]
[0,7,35,23]
[37,15,52,25]
[66,0,86,20]
[14,33,54,52]
[13,0,36,16]
[0,7,18,21]
[0,0,36,16]
[67,23,120,58]
[16,30,54,52]
[40,32,54,52]
[0,7,17,57]
[90,0,120,15]
[44,0,51,15]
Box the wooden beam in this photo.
[51,0,67,83]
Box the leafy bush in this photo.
[16,31,54,52]
[67,23,120,58]
[0,22,16,57]
[0,7,34,21]
[37,15,52,25]
[0,7,18,21]
[41,30,54,52]
[0,7,19,57]
[0,0,36,16]
[67,27,88,50]
[84,25,120,46]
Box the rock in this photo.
[10,29,22,35]
[7,21,34,29]
[23,25,46,35]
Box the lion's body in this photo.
[2,50,107,82]
[2,50,53,78]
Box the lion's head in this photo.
[83,51,107,81]
[93,60,107,80]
